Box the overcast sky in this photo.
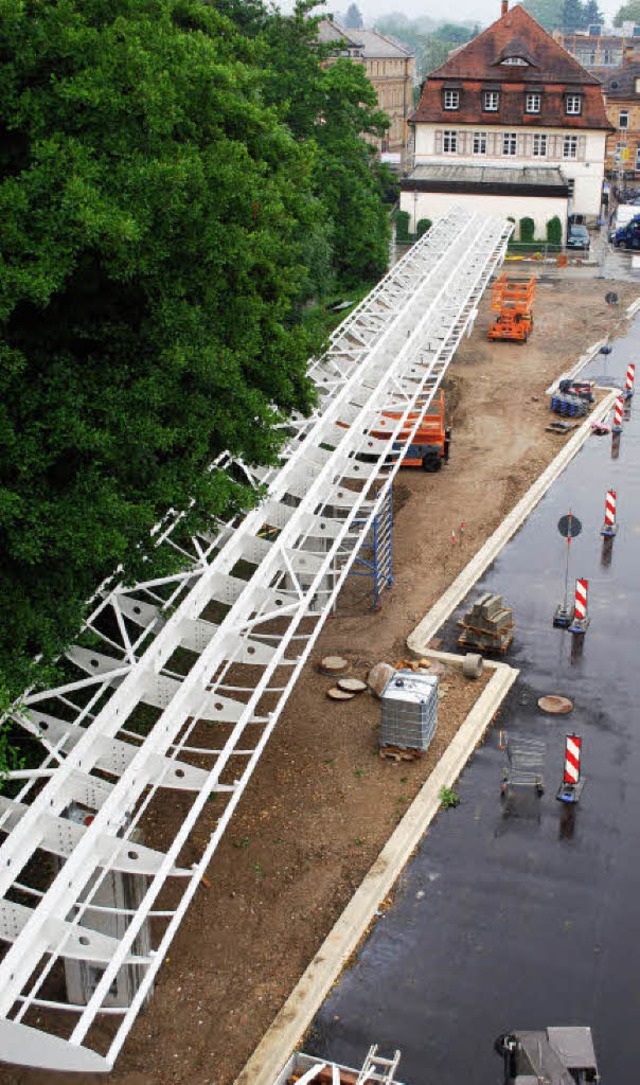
[281,1,623,29]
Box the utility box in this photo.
[380,670,439,751]
[60,805,152,1009]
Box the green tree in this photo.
[522,0,565,30]
[432,22,476,42]
[584,1,604,25]
[564,0,585,29]
[0,0,327,697]
[313,60,389,286]
[343,3,363,29]
[563,0,603,29]
[220,0,390,288]
[613,0,640,23]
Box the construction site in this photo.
[0,209,639,1085]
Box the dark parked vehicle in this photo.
[613,216,640,249]
[566,224,590,250]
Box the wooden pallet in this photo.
[457,630,514,654]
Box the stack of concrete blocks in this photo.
[458,593,514,653]
[380,670,439,751]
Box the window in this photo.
[603,49,622,65]
[532,133,547,157]
[565,94,582,115]
[636,146,640,170]
[443,129,458,153]
[502,56,527,65]
[619,110,629,129]
[473,131,487,154]
[526,93,541,113]
[443,90,459,110]
[502,131,518,156]
[483,91,499,111]
[563,134,578,158]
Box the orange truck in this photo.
[371,389,450,472]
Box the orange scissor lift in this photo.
[488,272,535,343]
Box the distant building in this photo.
[318,19,415,168]
[554,23,640,73]
[400,1,612,238]
[600,57,640,179]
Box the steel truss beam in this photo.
[0,207,512,1072]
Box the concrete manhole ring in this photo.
[537,694,574,715]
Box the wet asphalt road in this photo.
[308,321,640,1082]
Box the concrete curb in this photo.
[234,656,518,1085]
[407,389,617,657]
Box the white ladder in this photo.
[356,1045,402,1084]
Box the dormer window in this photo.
[502,56,528,65]
[443,89,460,110]
[484,91,500,112]
[526,92,541,113]
[566,94,582,116]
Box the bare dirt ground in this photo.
[2,278,637,1085]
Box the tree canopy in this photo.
[0,0,391,700]
[613,0,640,24]
[373,15,478,78]
[342,3,363,29]
[523,0,604,31]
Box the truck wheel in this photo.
[421,455,442,472]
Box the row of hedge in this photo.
[396,210,432,242]
[508,216,563,246]
[396,211,563,247]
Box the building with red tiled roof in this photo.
[400,1,612,239]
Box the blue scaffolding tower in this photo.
[349,487,394,609]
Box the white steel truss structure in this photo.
[0,207,512,1072]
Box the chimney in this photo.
[502,0,508,14]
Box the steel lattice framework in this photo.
[0,207,511,1072]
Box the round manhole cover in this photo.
[319,655,351,675]
[337,677,368,693]
[538,694,574,715]
[326,687,355,701]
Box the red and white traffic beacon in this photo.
[568,578,590,635]
[600,489,618,538]
[557,733,585,804]
[624,362,635,399]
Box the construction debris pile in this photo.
[457,592,514,653]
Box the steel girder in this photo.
[0,207,512,1072]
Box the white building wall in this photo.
[413,124,606,219]
[399,190,568,240]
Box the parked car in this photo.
[612,216,640,249]
[566,224,590,250]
